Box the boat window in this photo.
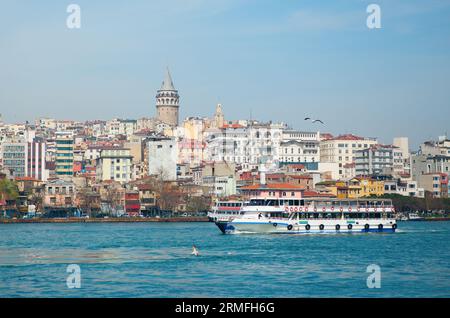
[300,200,305,206]
[288,200,294,205]
[294,200,299,206]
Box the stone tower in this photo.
[156,68,179,127]
[214,103,224,128]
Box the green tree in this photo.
[0,178,19,216]
[0,178,19,201]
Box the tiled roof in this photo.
[241,183,304,190]
[326,134,364,141]
[287,175,312,179]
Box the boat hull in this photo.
[215,219,397,234]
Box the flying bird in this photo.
[304,117,325,124]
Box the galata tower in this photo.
[156,68,179,127]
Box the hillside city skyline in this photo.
[1,1,450,148]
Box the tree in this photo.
[77,187,100,217]
[0,178,19,216]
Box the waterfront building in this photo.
[135,184,157,215]
[55,131,74,177]
[147,137,177,180]
[418,173,449,198]
[125,190,140,216]
[384,178,424,198]
[156,68,180,127]
[44,179,76,207]
[320,134,378,178]
[96,147,133,183]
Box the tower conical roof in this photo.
[161,67,176,91]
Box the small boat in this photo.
[408,213,424,221]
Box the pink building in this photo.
[239,183,304,199]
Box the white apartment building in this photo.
[355,145,397,176]
[320,134,378,178]
[148,137,177,180]
[96,148,133,183]
[1,137,48,181]
[106,119,137,137]
[205,121,286,171]
[279,131,320,163]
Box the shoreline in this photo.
[0,217,209,224]
[1,217,449,224]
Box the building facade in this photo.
[147,137,177,180]
[96,148,133,183]
[279,131,320,164]
[55,131,74,177]
[355,145,396,176]
[1,138,47,181]
[320,134,378,179]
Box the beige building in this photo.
[96,148,133,183]
[320,134,377,178]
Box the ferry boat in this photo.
[207,200,245,222]
[214,198,397,234]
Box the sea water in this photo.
[0,221,449,297]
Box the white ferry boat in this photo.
[207,200,245,222]
[214,198,397,234]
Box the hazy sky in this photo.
[1,0,449,149]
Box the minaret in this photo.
[214,103,224,128]
[156,68,180,127]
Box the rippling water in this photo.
[0,221,449,297]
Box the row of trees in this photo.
[377,193,450,212]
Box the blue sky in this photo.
[0,0,449,149]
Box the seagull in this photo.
[192,245,199,256]
[304,117,325,124]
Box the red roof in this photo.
[221,123,244,129]
[303,191,335,198]
[326,134,364,141]
[288,175,312,180]
[241,183,304,190]
[15,177,40,182]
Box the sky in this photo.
[0,0,449,149]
